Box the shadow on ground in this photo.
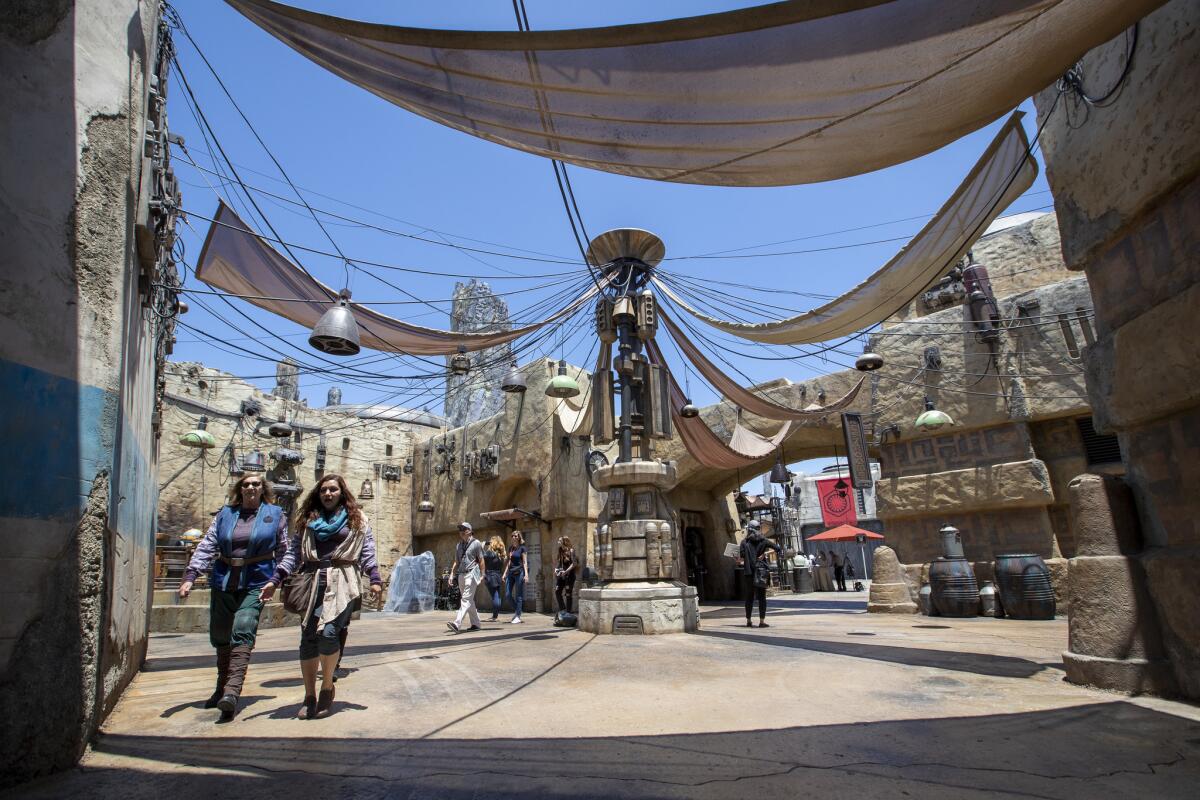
[18,703,1199,799]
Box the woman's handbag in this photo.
[281,569,316,615]
[753,559,771,589]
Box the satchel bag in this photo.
[753,560,771,589]
[281,569,316,615]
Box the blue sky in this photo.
[167,0,1052,445]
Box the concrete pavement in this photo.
[9,591,1200,798]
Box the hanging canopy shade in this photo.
[653,113,1038,344]
[195,201,605,355]
[807,524,884,542]
[227,0,1162,187]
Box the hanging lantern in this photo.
[680,400,700,418]
[914,397,955,431]
[855,352,884,371]
[359,479,374,499]
[179,415,217,449]
[769,454,790,484]
[308,288,361,356]
[402,456,414,475]
[241,450,267,472]
[449,345,471,377]
[268,419,293,438]
[545,360,581,399]
[417,491,435,514]
[501,361,527,393]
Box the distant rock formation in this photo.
[445,279,512,428]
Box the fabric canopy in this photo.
[195,201,599,355]
[227,0,1161,186]
[653,113,1037,344]
[659,310,864,420]
[646,339,791,471]
[807,524,885,542]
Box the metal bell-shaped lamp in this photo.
[268,419,294,438]
[680,400,700,418]
[545,360,580,399]
[417,491,435,514]
[501,360,527,393]
[449,345,471,377]
[914,396,955,431]
[769,454,790,484]
[309,289,361,356]
[180,415,217,449]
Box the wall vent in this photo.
[612,615,645,635]
[1077,416,1122,465]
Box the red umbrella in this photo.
[806,524,884,542]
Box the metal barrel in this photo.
[993,554,1056,620]
[929,557,981,617]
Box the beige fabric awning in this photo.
[227,0,1160,186]
[653,113,1036,344]
[646,339,790,471]
[194,201,598,355]
[659,310,864,420]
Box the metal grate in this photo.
[1077,416,1122,465]
[612,615,645,635]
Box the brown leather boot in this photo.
[217,645,252,721]
[204,646,231,709]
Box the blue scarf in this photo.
[308,508,348,542]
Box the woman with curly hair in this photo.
[483,535,507,622]
[500,530,529,624]
[262,474,381,719]
[179,474,287,721]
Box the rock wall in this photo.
[444,279,512,428]
[1034,0,1200,698]
[0,0,167,786]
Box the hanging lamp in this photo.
[855,352,884,371]
[545,360,581,399]
[417,491,435,514]
[680,400,700,418]
[769,453,790,484]
[359,479,374,499]
[268,419,294,438]
[449,345,471,377]
[501,360,527,393]
[241,450,267,472]
[308,288,361,355]
[914,397,955,431]
[179,415,217,449]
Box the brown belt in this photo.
[218,552,275,567]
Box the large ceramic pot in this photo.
[993,553,1055,620]
[928,557,980,617]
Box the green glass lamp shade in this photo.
[180,428,217,449]
[545,360,581,399]
[914,408,955,430]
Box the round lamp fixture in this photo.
[501,361,527,394]
[309,289,361,356]
[545,360,581,399]
[855,352,884,372]
[268,420,294,438]
[359,479,374,499]
[449,345,471,377]
[680,400,700,419]
[417,492,435,514]
[179,415,217,449]
[241,450,267,472]
[914,397,955,431]
[769,455,790,484]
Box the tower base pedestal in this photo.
[578,582,699,635]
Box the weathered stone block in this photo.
[878,459,1054,518]
[1068,473,1141,556]
[1068,556,1166,662]
[1143,546,1200,698]
[594,461,677,492]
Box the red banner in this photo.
[816,478,858,527]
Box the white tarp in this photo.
[383,551,436,613]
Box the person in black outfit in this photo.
[832,550,848,592]
[554,536,578,613]
[737,520,782,628]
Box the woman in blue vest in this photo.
[179,473,288,721]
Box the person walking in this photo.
[447,522,485,633]
[179,474,287,721]
[832,549,848,591]
[262,474,382,720]
[554,536,578,614]
[737,520,782,628]
[501,530,529,624]
[483,535,506,622]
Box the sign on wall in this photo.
[816,478,858,527]
[841,412,873,489]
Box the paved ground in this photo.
[10,591,1200,798]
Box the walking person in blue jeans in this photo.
[501,530,529,624]
[483,535,506,621]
